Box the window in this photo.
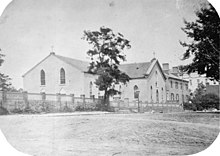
[197,79,200,84]
[180,83,183,89]
[60,68,65,84]
[161,88,163,102]
[185,84,188,90]
[176,94,179,101]
[40,70,45,85]
[175,82,178,89]
[170,81,173,88]
[156,90,159,102]
[134,85,139,98]
[89,81,93,97]
[171,93,174,101]
[151,86,153,101]
[182,95,184,103]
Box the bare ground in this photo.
[0,112,219,156]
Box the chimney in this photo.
[162,63,169,74]
[172,67,179,74]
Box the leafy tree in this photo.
[200,93,219,110]
[180,4,220,81]
[83,27,131,110]
[192,82,206,110]
[0,49,11,91]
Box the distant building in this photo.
[206,83,220,97]
[182,72,219,94]
[23,53,189,104]
[162,63,189,103]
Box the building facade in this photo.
[23,53,189,104]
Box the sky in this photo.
[0,0,218,89]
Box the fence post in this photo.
[23,91,29,109]
[41,92,46,109]
[81,94,85,108]
[70,94,75,104]
[2,91,7,109]
[56,93,61,111]
[91,95,95,102]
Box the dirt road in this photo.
[0,112,219,156]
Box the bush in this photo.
[0,107,9,115]
[187,93,220,111]
[183,102,197,111]
[200,93,219,110]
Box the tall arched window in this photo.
[176,94,179,102]
[156,90,159,102]
[134,85,138,98]
[40,70,45,85]
[171,93,174,101]
[161,88,163,102]
[150,86,153,101]
[60,68,65,84]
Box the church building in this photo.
[22,52,189,104]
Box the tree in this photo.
[180,3,220,81]
[0,49,11,91]
[192,82,206,110]
[200,93,219,110]
[83,27,131,110]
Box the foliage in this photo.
[0,106,9,115]
[75,103,100,111]
[83,27,131,110]
[0,49,11,91]
[184,83,219,110]
[200,93,219,110]
[180,4,220,81]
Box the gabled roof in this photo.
[23,53,166,80]
[54,55,89,71]
[119,58,166,80]
[22,53,90,77]
[119,62,151,78]
[164,72,188,82]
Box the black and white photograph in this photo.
[0,0,219,155]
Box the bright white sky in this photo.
[0,0,219,89]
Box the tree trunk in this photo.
[103,90,110,111]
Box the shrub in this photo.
[200,93,219,110]
[0,107,9,115]
[183,102,197,111]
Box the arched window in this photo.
[60,68,65,84]
[40,70,45,85]
[161,88,163,102]
[150,86,153,101]
[176,94,179,101]
[134,85,139,98]
[89,81,93,97]
[156,90,159,102]
[171,93,174,101]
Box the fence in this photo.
[0,91,102,113]
[110,98,183,113]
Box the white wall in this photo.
[23,54,84,96]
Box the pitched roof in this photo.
[22,53,90,77]
[23,53,166,80]
[119,62,151,78]
[55,55,90,71]
[164,73,188,82]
